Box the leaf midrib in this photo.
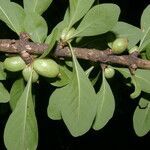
[73,57,81,121]
[22,81,31,148]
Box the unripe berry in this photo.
[22,66,39,83]
[33,59,59,78]
[112,38,128,54]
[104,67,115,79]
[4,56,26,72]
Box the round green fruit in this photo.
[112,38,128,54]
[22,66,39,83]
[104,67,115,79]
[33,59,59,78]
[4,56,26,72]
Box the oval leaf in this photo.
[23,0,52,15]
[59,44,97,137]
[72,4,120,37]
[24,12,48,43]
[0,1,25,34]
[93,74,115,130]
[4,73,38,150]
[133,97,150,136]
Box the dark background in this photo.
[0,0,150,150]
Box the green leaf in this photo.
[139,5,150,51]
[67,0,94,28]
[40,28,58,58]
[117,68,142,99]
[58,44,97,137]
[10,78,25,110]
[111,21,142,49]
[130,75,141,99]
[4,72,38,150]
[0,62,6,80]
[133,97,150,136]
[93,74,115,130]
[116,68,150,94]
[47,88,62,120]
[135,69,150,93]
[145,43,150,60]
[23,0,52,15]
[72,4,120,37]
[24,12,48,43]
[0,83,10,103]
[0,1,25,34]
[50,65,72,87]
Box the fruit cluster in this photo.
[3,56,59,83]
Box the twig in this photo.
[54,46,150,70]
[0,35,150,69]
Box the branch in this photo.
[0,35,150,70]
[54,46,150,70]
[0,39,48,54]
[0,32,48,64]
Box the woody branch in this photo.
[0,33,150,69]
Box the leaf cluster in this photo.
[0,0,150,149]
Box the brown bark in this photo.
[0,36,150,69]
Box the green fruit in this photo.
[33,59,59,78]
[4,56,26,72]
[104,67,115,79]
[22,66,39,83]
[112,38,128,54]
[129,46,139,54]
